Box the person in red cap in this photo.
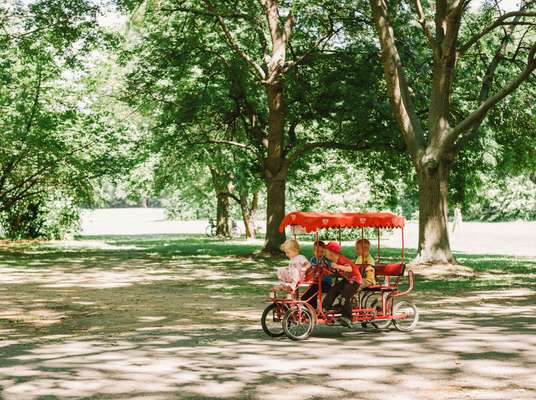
[322,241,363,328]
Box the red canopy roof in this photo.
[279,211,405,233]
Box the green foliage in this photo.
[2,0,535,240]
[467,175,536,221]
[0,191,80,240]
[0,1,143,239]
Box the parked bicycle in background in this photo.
[205,218,242,238]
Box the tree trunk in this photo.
[415,158,455,264]
[262,81,287,254]
[239,192,257,240]
[264,177,286,253]
[215,193,230,237]
[209,167,232,237]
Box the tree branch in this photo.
[284,140,396,171]
[222,192,241,204]
[411,0,438,57]
[369,0,426,158]
[188,139,254,150]
[202,0,266,80]
[458,9,536,56]
[283,18,341,72]
[446,43,536,149]
[188,138,265,166]
[453,12,525,152]
[160,5,250,19]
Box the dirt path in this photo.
[0,240,535,400]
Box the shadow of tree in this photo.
[0,236,535,399]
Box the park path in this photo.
[0,239,535,399]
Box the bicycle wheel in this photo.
[261,303,288,337]
[231,226,241,237]
[283,305,315,340]
[363,292,392,330]
[392,300,419,332]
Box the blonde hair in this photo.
[281,239,300,253]
[356,238,371,248]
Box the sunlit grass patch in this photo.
[1,233,535,299]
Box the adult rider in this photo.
[321,241,363,328]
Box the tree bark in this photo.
[239,192,257,240]
[215,192,230,237]
[262,80,287,253]
[264,176,285,252]
[209,167,232,237]
[415,156,455,264]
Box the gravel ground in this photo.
[0,236,535,400]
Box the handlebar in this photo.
[393,270,414,297]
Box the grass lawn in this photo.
[0,235,535,400]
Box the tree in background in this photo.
[121,0,403,252]
[368,0,536,263]
[0,0,142,239]
[153,127,262,238]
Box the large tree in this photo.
[368,0,536,263]
[123,0,401,253]
[0,0,140,238]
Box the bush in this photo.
[0,194,80,240]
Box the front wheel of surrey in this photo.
[392,300,419,332]
[261,303,288,337]
[283,305,315,340]
[231,226,241,237]
[362,292,392,330]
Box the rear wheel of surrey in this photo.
[283,305,315,340]
[261,303,288,337]
[392,300,419,332]
[363,292,392,330]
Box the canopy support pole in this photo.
[338,227,341,244]
[401,227,405,264]
[360,227,364,260]
[377,227,380,262]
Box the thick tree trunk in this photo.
[262,81,287,254]
[415,158,455,264]
[264,177,286,253]
[215,193,230,237]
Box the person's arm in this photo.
[364,265,375,280]
[333,263,352,273]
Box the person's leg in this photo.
[302,284,319,309]
[321,277,332,293]
[322,282,332,293]
[322,280,344,311]
[341,281,360,320]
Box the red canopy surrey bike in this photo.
[261,211,418,340]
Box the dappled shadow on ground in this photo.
[1,306,535,400]
[0,236,535,399]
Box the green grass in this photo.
[1,234,534,297]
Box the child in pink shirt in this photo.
[274,239,311,291]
